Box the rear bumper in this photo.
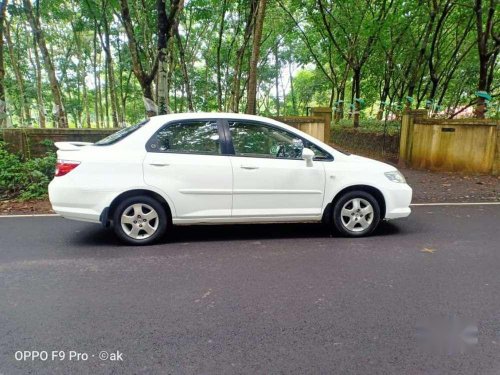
[384,183,412,220]
[51,206,102,223]
[48,179,114,224]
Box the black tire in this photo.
[112,195,168,245]
[333,190,381,237]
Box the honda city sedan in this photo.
[49,113,412,245]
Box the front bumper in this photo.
[384,183,412,220]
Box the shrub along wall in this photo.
[330,126,400,161]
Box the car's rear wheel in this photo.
[113,195,167,245]
[333,191,381,237]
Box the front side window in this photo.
[228,121,332,160]
[229,121,305,159]
[307,143,333,161]
[147,121,221,155]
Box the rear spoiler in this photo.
[54,141,93,151]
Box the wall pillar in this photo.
[311,107,332,144]
[399,109,427,167]
[493,124,500,176]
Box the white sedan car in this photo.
[49,113,412,245]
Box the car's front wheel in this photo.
[333,191,381,237]
[113,195,168,245]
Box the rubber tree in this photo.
[0,0,7,127]
[246,0,267,115]
[474,0,499,118]
[23,0,68,127]
[157,0,184,115]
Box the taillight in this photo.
[55,160,80,177]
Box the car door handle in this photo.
[241,165,259,170]
[149,163,170,167]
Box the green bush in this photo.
[0,140,56,201]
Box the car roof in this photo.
[147,112,308,139]
[149,112,281,123]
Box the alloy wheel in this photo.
[340,198,374,232]
[120,203,159,240]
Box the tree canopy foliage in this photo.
[0,0,498,129]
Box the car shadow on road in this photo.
[73,220,402,248]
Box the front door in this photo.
[227,120,327,218]
[143,119,232,219]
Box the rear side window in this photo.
[147,121,221,155]
[95,120,149,146]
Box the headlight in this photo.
[384,170,406,183]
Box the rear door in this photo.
[226,120,327,218]
[143,119,233,219]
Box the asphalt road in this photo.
[0,205,499,374]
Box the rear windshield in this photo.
[95,120,149,146]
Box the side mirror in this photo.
[302,147,315,167]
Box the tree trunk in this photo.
[274,42,280,116]
[175,25,194,111]
[116,35,128,124]
[334,64,349,122]
[5,20,30,124]
[75,30,91,128]
[353,68,361,128]
[97,50,104,127]
[82,72,90,128]
[31,36,46,128]
[120,0,162,116]
[93,28,100,128]
[104,54,109,127]
[474,0,497,118]
[24,0,67,127]
[230,0,256,112]
[0,0,7,128]
[408,10,436,99]
[334,88,344,122]
[156,0,183,115]
[377,86,389,120]
[99,7,119,127]
[246,0,267,115]
[157,0,170,115]
[289,61,297,114]
[427,1,454,107]
[166,40,175,112]
[216,0,227,111]
[377,60,392,119]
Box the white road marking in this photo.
[0,214,60,218]
[410,202,500,206]
[0,202,498,219]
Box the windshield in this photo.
[95,120,149,146]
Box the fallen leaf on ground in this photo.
[421,248,436,254]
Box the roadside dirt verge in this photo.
[401,167,499,203]
[0,199,55,215]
